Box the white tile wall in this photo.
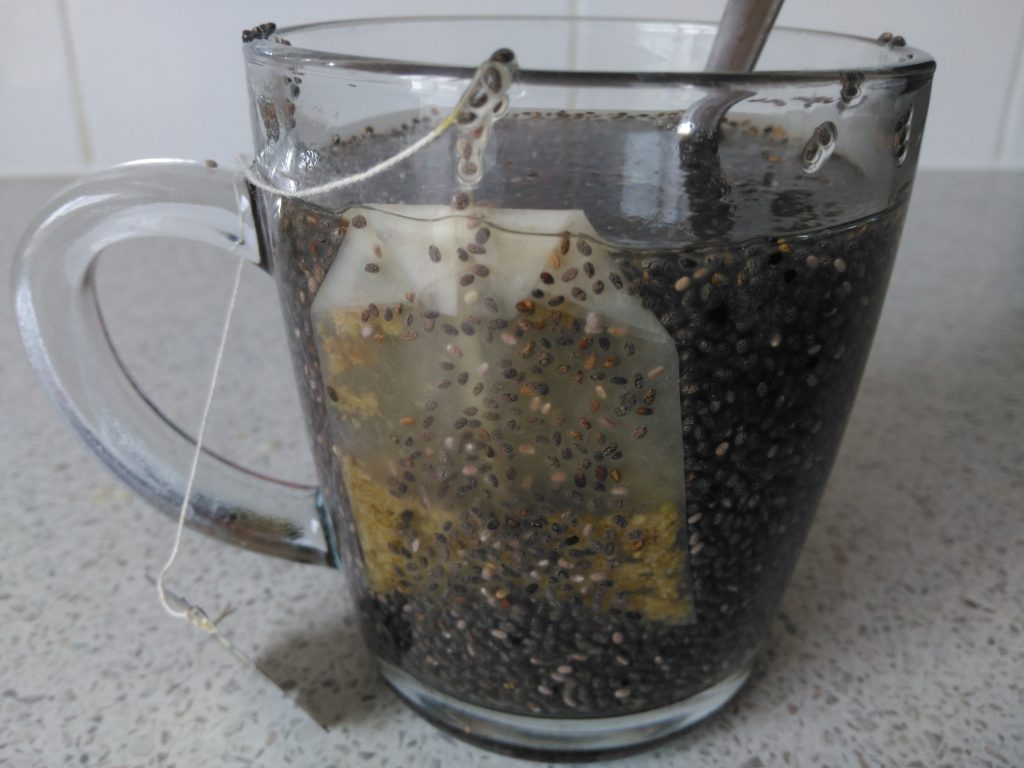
[5,0,1024,175]
[0,0,87,175]
[63,0,573,172]
[1000,25,1024,166]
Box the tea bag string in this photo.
[149,201,333,725]
[239,48,517,199]
[156,254,244,630]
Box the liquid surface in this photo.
[261,112,906,716]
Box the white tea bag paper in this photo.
[311,205,693,624]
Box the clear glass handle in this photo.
[12,159,331,565]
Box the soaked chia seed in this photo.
[256,111,906,718]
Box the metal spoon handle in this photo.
[706,0,784,72]
[680,0,784,240]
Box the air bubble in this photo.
[297,147,320,173]
[801,122,838,174]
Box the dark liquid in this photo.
[259,112,905,717]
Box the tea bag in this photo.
[312,205,693,624]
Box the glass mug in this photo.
[13,17,934,759]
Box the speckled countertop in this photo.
[1,171,1022,767]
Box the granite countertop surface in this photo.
[1,171,1021,767]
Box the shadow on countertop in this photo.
[256,615,393,730]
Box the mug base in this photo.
[379,659,753,761]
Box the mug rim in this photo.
[242,15,936,85]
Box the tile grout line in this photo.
[993,11,1024,165]
[568,0,582,110]
[56,0,94,170]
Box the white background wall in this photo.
[3,0,1023,176]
